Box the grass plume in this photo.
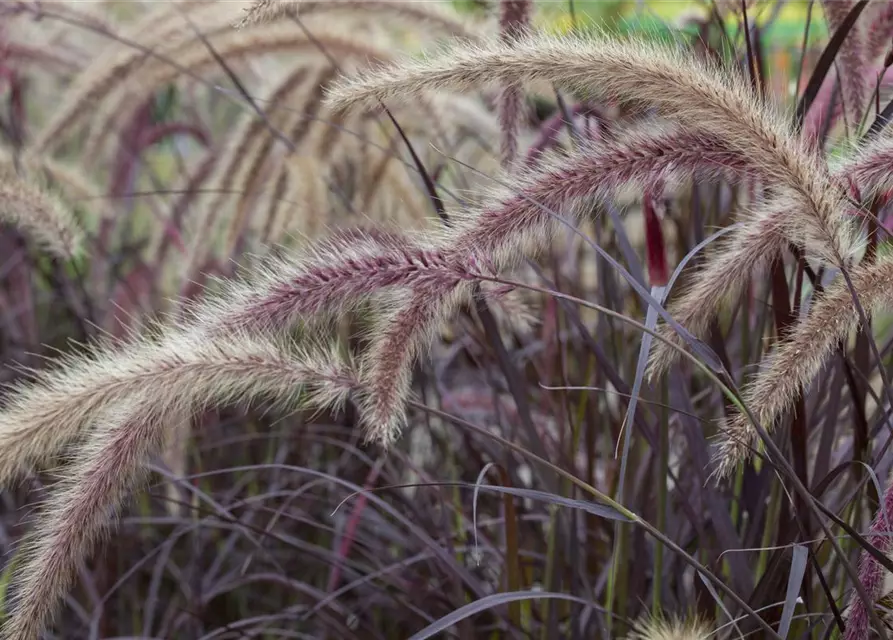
[845,470,893,640]
[5,3,893,637]
[236,0,479,38]
[497,0,531,167]
[716,254,893,478]
[0,161,82,259]
[189,228,476,336]
[327,30,864,384]
[626,614,711,639]
[325,30,856,271]
[0,331,356,639]
[822,0,870,130]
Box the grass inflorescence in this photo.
[1,0,893,638]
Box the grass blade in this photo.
[778,544,808,638]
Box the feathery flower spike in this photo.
[626,614,711,640]
[327,31,860,383]
[497,0,532,167]
[715,253,893,478]
[189,228,480,336]
[845,469,893,640]
[235,0,477,38]
[0,162,82,259]
[0,332,357,639]
[834,131,893,197]
[822,0,870,130]
[325,31,852,265]
[352,123,765,444]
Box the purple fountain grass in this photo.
[2,404,159,640]
[0,332,358,639]
[627,613,711,640]
[325,30,857,266]
[0,331,178,489]
[446,122,761,269]
[497,0,531,168]
[836,132,893,197]
[647,203,789,379]
[190,227,486,336]
[802,2,871,143]
[291,106,848,446]
[0,210,531,484]
[345,123,766,444]
[356,277,536,447]
[0,223,487,487]
[357,285,471,445]
[8,10,893,636]
[186,226,502,448]
[0,161,82,260]
[845,472,893,640]
[648,131,890,376]
[0,318,356,490]
[822,0,870,130]
[327,32,864,388]
[867,1,893,62]
[715,253,893,478]
[235,0,480,38]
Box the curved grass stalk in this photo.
[326,31,855,264]
[716,253,893,478]
[0,162,83,260]
[236,0,482,38]
[0,332,356,639]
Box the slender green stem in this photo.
[756,477,781,584]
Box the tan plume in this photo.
[716,254,893,478]
[626,614,711,640]
[0,331,356,639]
[0,160,83,259]
[327,31,857,262]
[236,0,480,38]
